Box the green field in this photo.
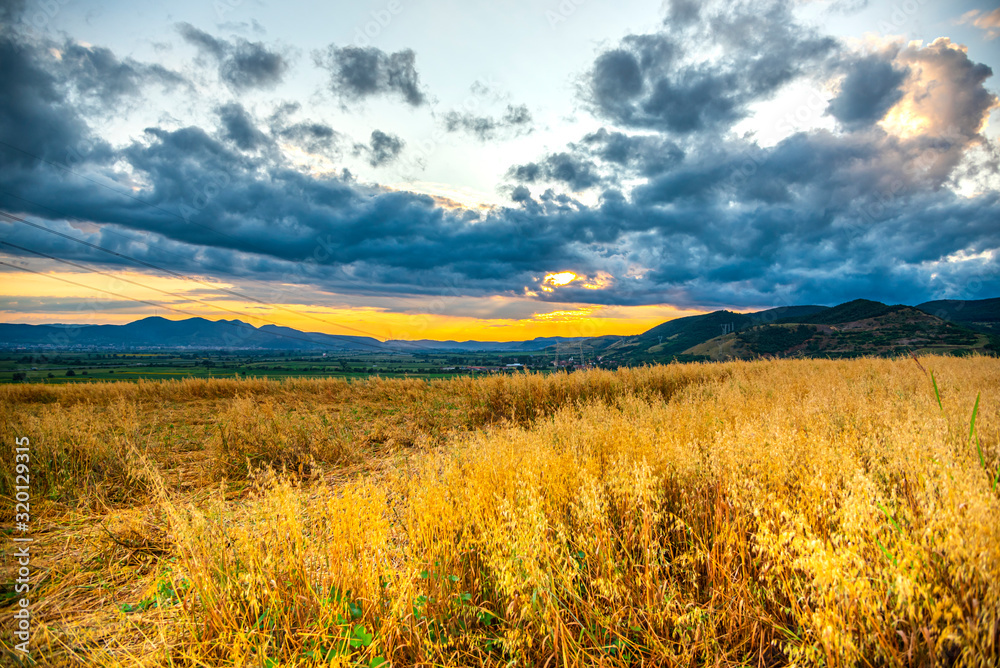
[0,350,566,384]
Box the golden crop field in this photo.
[1,356,998,667]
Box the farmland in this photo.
[0,351,563,385]
[1,356,998,666]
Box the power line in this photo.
[0,190,358,319]
[0,140,250,248]
[0,258,385,352]
[0,144,404,343]
[0,208,393,344]
[0,139,445,353]
[0,239,394,353]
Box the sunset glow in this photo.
[1,0,998,341]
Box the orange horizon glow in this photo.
[0,268,709,342]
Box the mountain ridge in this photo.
[1,298,998,357]
[584,297,999,364]
[0,316,587,352]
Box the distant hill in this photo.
[916,297,1000,333]
[587,298,997,365]
[582,305,828,363]
[0,317,588,352]
[688,306,988,360]
[785,299,907,325]
[3,297,998,357]
[0,317,385,351]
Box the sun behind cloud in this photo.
[543,271,577,288]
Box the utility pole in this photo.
[555,342,559,371]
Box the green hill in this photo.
[916,297,1000,333]
[786,299,907,325]
[586,299,995,366]
[688,307,988,360]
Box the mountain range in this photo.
[0,316,586,352]
[1,297,997,359]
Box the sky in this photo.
[0,0,998,342]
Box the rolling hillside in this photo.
[688,306,988,360]
[917,297,1000,333]
[587,298,998,364]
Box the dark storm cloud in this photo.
[0,0,26,23]
[443,104,533,141]
[827,53,908,128]
[665,0,700,26]
[508,153,603,191]
[177,22,227,59]
[266,102,341,156]
[503,1,1000,306]
[280,122,340,154]
[577,129,685,177]
[217,103,269,150]
[585,1,836,134]
[355,130,404,167]
[0,32,587,299]
[177,23,288,90]
[59,40,186,109]
[0,35,113,168]
[221,40,287,90]
[315,45,425,106]
[1,2,999,312]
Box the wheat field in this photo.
[1,356,998,667]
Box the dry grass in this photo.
[1,357,998,666]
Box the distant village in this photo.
[445,357,599,374]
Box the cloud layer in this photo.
[1,0,999,319]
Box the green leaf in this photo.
[369,658,387,668]
[971,394,986,469]
[119,598,155,613]
[876,501,901,534]
[931,371,943,410]
[970,392,980,441]
[351,624,373,647]
[875,536,897,566]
